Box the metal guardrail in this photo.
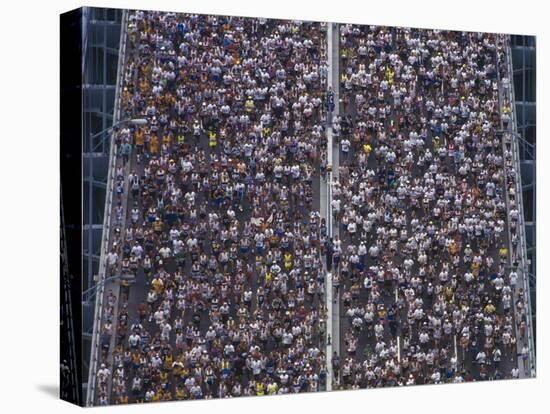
[85,9,129,406]
[326,22,341,390]
[501,35,536,377]
[321,21,333,392]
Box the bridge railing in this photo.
[500,34,536,378]
[85,9,129,406]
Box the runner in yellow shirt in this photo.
[284,252,293,271]
[267,381,279,395]
[255,381,265,396]
[362,143,372,156]
[208,130,217,148]
[175,386,186,400]
[245,96,255,113]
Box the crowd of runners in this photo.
[91,10,529,406]
[95,10,330,405]
[331,24,526,388]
